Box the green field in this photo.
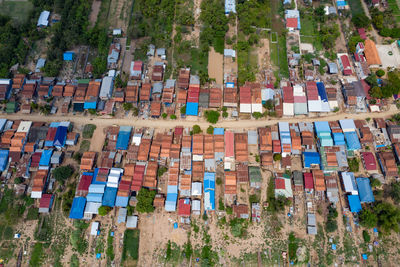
[0,0,33,23]
[348,0,365,16]
[269,35,289,79]
[300,15,315,36]
[300,35,323,51]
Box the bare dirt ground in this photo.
[89,125,106,152]
[3,104,398,130]
[256,38,271,82]
[106,0,133,31]
[89,0,101,27]
[138,210,187,266]
[208,47,224,85]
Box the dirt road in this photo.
[2,104,398,129]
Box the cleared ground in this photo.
[0,0,33,23]
[208,47,224,85]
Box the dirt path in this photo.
[2,104,398,129]
[89,0,101,27]
[89,125,106,152]
[359,0,382,43]
[208,47,224,85]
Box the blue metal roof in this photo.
[332,132,346,145]
[86,193,103,203]
[0,119,7,132]
[92,168,107,185]
[0,150,9,172]
[54,126,67,147]
[165,193,178,211]
[39,149,53,166]
[204,172,215,191]
[303,152,321,168]
[69,197,86,219]
[102,187,118,207]
[89,184,105,193]
[115,196,129,207]
[186,102,199,116]
[116,126,132,150]
[316,82,328,102]
[204,190,215,211]
[347,195,362,213]
[356,178,375,203]
[344,132,361,150]
[314,121,331,134]
[213,128,224,135]
[84,101,97,110]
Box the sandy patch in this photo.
[208,47,224,85]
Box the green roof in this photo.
[6,102,16,113]
[249,166,262,182]
[77,79,90,84]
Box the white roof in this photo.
[84,202,101,214]
[117,208,127,224]
[251,104,263,113]
[37,11,50,27]
[90,222,99,235]
[30,191,42,199]
[339,119,356,132]
[283,103,294,116]
[191,182,202,196]
[341,172,358,194]
[224,49,236,57]
[126,216,138,228]
[192,199,201,211]
[0,79,11,85]
[17,121,32,133]
[240,103,251,113]
[113,29,122,35]
[99,76,114,100]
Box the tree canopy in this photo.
[136,188,156,213]
[204,110,220,124]
[52,165,74,185]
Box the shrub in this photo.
[180,105,186,115]
[376,69,385,77]
[252,112,263,119]
[136,188,156,213]
[207,125,214,134]
[204,110,220,124]
[122,103,133,111]
[82,124,96,138]
[216,177,222,185]
[192,125,202,134]
[14,177,23,184]
[222,111,228,118]
[98,206,112,216]
[273,154,282,161]
[162,113,167,119]
[363,230,371,242]
[170,114,177,120]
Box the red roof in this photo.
[286,18,298,28]
[358,28,367,40]
[39,194,52,208]
[45,127,57,141]
[275,178,286,190]
[361,152,377,170]
[77,174,92,192]
[225,131,234,157]
[361,79,371,100]
[340,55,353,75]
[304,172,314,190]
[178,199,191,216]
[240,86,251,104]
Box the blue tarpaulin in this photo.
[84,101,97,110]
[186,102,199,116]
[348,195,362,213]
[116,126,132,150]
[356,177,375,203]
[54,126,67,147]
[69,197,86,219]
[39,149,53,166]
[213,128,224,135]
[63,52,74,61]
[102,187,118,207]
[303,152,321,168]
[0,150,9,171]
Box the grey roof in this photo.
[190,75,200,85]
[248,131,258,145]
[147,44,155,56]
[117,208,127,224]
[165,79,175,88]
[312,59,320,66]
[37,11,50,27]
[107,43,120,65]
[204,158,215,171]
[99,76,114,99]
[28,126,49,142]
[328,6,337,14]
[308,225,317,235]
[352,81,366,98]
[298,122,313,132]
[156,48,166,56]
[293,171,303,186]
[307,213,316,226]
[199,91,209,108]
[152,82,163,94]
[35,58,46,73]
[328,62,338,74]
[224,49,236,57]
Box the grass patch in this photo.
[348,0,365,16]
[95,0,112,28]
[26,207,39,220]
[29,243,43,267]
[122,229,140,263]
[269,36,289,78]
[79,140,90,153]
[82,124,96,139]
[0,1,33,23]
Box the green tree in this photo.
[376,69,385,77]
[170,114,177,120]
[52,165,74,185]
[263,99,275,110]
[192,125,202,134]
[98,206,112,216]
[122,103,133,111]
[363,230,371,242]
[390,181,400,203]
[359,208,378,228]
[369,86,383,99]
[136,188,156,213]
[207,125,214,134]
[14,177,23,184]
[204,110,220,124]
[252,112,263,119]
[180,105,186,115]
[352,14,371,28]
[370,177,381,188]
[161,113,167,119]
[273,154,282,161]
